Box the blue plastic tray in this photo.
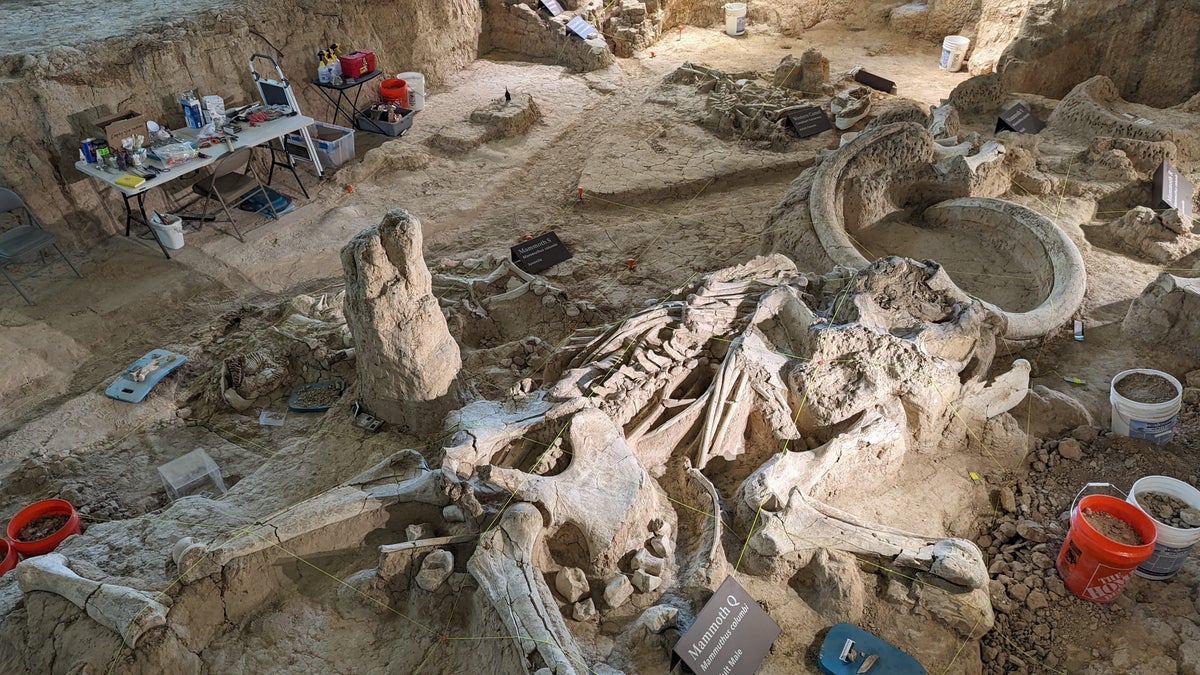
[105,349,187,403]
[818,623,924,675]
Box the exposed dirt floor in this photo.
[2,19,1199,675]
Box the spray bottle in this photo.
[329,42,343,79]
[316,50,332,83]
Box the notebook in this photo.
[115,173,147,188]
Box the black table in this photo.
[310,70,382,129]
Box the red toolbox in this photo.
[339,50,376,78]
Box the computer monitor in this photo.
[258,81,291,107]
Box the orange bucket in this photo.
[379,78,408,107]
[6,498,82,557]
[1056,493,1157,603]
[0,538,16,577]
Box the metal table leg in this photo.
[123,192,171,259]
[265,138,311,199]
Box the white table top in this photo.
[75,114,316,196]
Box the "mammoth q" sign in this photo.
[673,576,781,675]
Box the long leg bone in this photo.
[16,554,168,648]
[468,503,586,675]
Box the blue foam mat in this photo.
[818,623,925,675]
[105,349,187,403]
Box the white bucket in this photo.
[396,72,425,111]
[939,35,970,71]
[724,3,747,37]
[1127,475,1200,579]
[149,213,184,250]
[1109,368,1182,445]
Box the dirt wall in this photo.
[0,0,481,250]
[996,0,1200,107]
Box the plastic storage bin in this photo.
[285,122,356,168]
[158,449,227,501]
[356,108,414,137]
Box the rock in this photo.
[630,548,665,576]
[631,569,661,593]
[648,534,671,558]
[415,550,454,592]
[999,487,1017,513]
[1025,589,1049,611]
[1124,274,1200,360]
[1007,583,1030,603]
[884,578,911,604]
[948,72,1005,115]
[806,549,866,621]
[603,574,634,609]
[998,3,1198,109]
[1057,439,1083,460]
[915,584,993,639]
[1163,209,1192,235]
[636,605,678,634]
[406,523,436,542]
[1182,508,1200,527]
[1016,520,1048,543]
[1044,576,1067,598]
[1181,636,1200,675]
[572,598,597,622]
[1019,386,1094,438]
[988,580,1013,614]
[339,569,390,611]
[995,520,1018,542]
[341,210,465,434]
[555,567,589,603]
[773,48,828,91]
[443,504,466,522]
[1098,206,1199,263]
[1029,552,1054,570]
[1186,370,1200,389]
[447,572,471,593]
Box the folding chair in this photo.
[190,147,279,241]
[0,187,82,304]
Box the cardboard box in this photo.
[96,110,150,147]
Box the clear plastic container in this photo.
[158,449,227,501]
[284,122,355,168]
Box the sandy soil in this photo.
[2,16,1199,675]
[0,0,235,57]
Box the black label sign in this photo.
[673,576,780,675]
[996,103,1045,134]
[785,106,833,138]
[511,231,572,274]
[540,0,564,16]
[853,69,895,93]
[566,16,597,39]
[1154,160,1195,220]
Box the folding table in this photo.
[75,114,318,258]
[310,69,383,130]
